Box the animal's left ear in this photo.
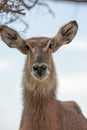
[51,21,78,52]
[0,25,29,54]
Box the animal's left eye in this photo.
[25,45,30,51]
[49,43,53,49]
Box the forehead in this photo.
[27,37,51,47]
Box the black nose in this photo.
[32,64,48,76]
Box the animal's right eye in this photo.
[25,45,30,51]
[49,43,53,49]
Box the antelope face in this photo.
[0,21,78,81]
[25,37,53,81]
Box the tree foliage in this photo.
[0,0,87,27]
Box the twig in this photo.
[22,0,39,10]
[1,8,25,15]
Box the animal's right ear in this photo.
[0,25,29,54]
[51,21,78,52]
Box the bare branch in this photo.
[3,8,25,15]
[68,0,87,2]
[37,2,55,17]
[0,0,87,16]
[3,15,19,24]
[22,0,39,10]
[0,0,87,29]
[0,0,25,15]
[19,17,29,32]
[44,0,87,2]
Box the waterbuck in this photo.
[0,21,87,130]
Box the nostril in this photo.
[33,64,47,71]
[33,65,39,72]
[41,65,47,72]
[32,64,48,76]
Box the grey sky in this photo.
[0,2,87,130]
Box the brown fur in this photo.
[19,38,87,130]
[0,21,87,130]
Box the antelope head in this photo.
[0,21,78,82]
